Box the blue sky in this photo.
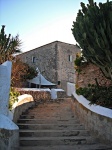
[0,0,107,52]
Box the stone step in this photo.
[18,99,111,149]
[19,114,76,120]
[18,118,79,124]
[19,145,112,150]
[29,105,72,111]
[22,108,72,112]
[30,107,72,111]
[20,136,98,146]
[23,112,74,116]
[22,106,73,111]
[21,114,75,118]
[18,123,85,130]
[20,115,35,119]
[28,104,65,108]
[19,129,90,137]
[27,105,71,109]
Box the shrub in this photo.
[9,87,20,110]
[11,59,37,87]
[76,80,112,109]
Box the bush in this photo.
[9,87,20,110]
[76,83,112,109]
[11,59,37,87]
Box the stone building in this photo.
[17,41,80,91]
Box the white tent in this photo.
[27,73,56,86]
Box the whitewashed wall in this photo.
[67,82,75,96]
[0,61,12,116]
[0,61,19,150]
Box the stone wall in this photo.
[57,42,80,91]
[76,63,111,88]
[0,128,19,150]
[57,91,67,98]
[71,94,112,144]
[12,94,34,123]
[16,88,51,103]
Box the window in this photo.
[32,56,36,63]
[68,55,72,62]
[58,81,61,85]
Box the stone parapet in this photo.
[71,93,112,144]
[16,88,51,103]
[57,91,67,98]
[12,94,34,123]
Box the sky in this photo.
[0,0,107,52]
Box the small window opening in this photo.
[58,81,61,85]
[68,55,72,62]
[32,56,36,63]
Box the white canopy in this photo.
[27,73,56,86]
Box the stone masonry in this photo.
[17,41,80,91]
[71,98,112,144]
[76,63,111,88]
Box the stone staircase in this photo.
[17,98,112,150]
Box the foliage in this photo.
[11,58,37,87]
[76,80,112,109]
[11,59,27,86]
[0,25,21,64]
[9,87,20,110]
[72,0,112,80]
[74,53,89,90]
[74,54,83,67]
[74,53,87,74]
[22,63,38,80]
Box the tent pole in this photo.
[39,74,41,88]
